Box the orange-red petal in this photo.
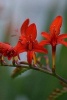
[50,16,62,35]
[58,34,67,39]
[41,32,50,40]
[14,41,26,54]
[26,23,37,40]
[21,19,29,35]
[34,44,48,54]
[27,51,33,64]
[39,40,50,46]
[58,40,67,46]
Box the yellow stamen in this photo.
[33,53,37,64]
[12,56,18,61]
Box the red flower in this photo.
[40,16,67,47]
[0,42,18,60]
[0,42,11,53]
[6,48,18,60]
[40,16,67,72]
[14,19,48,64]
[0,42,12,59]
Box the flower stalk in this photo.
[52,46,56,73]
[1,63,67,84]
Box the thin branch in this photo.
[1,64,67,84]
[54,74,67,84]
[31,66,67,84]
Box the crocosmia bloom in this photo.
[14,19,48,64]
[6,47,19,60]
[40,16,67,47]
[0,42,11,54]
[40,16,67,72]
[0,42,18,60]
[0,42,13,60]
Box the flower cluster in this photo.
[0,16,67,72]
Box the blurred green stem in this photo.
[52,46,56,73]
[2,64,67,84]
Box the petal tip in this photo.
[21,18,30,35]
[56,15,62,21]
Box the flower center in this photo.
[50,34,57,46]
[27,41,34,50]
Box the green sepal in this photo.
[11,66,29,78]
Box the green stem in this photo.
[52,46,56,73]
[31,66,67,84]
[54,73,67,84]
[2,64,67,84]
